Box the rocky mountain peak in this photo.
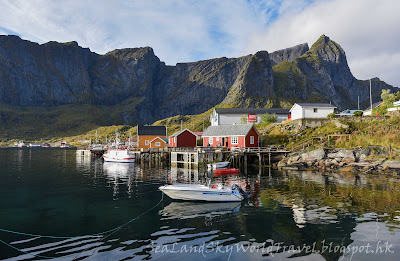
[307,34,346,64]
[269,43,309,66]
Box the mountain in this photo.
[0,34,397,139]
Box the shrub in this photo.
[261,113,277,124]
[327,112,336,118]
[353,111,363,117]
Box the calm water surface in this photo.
[0,148,399,261]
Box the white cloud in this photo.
[245,0,400,87]
[0,0,264,65]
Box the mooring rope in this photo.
[0,192,164,259]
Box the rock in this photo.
[342,156,356,164]
[341,166,355,172]
[359,154,367,161]
[331,159,339,165]
[301,149,326,162]
[339,162,346,167]
[327,149,354,159]
[382,161,400,169]
[382,166,389,171]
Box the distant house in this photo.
[149,137,167,149]
[290,103,336,120]
[202,124,259,149]
[193,131,203,140]
[169,129,197,148]
[137,125,167,148]
[210,108,290,126]
[363,101,383,116]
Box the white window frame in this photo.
[145,140,149,145]
[216,137,219,142]
[155,142,161,147]
[250,136,254,144]
[209,137,213,144]
[313,108,318,113]
[231,137,238,144]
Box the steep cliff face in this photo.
[269,43,309,66]
[222,51,274,107]
[0,35,97,106]
[0,34,398,138]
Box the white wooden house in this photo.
[290,103,336,120]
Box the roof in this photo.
[214,108,290,115]
[193,131,203,136]
[150,137,167,143]
[364,101,383,111]
[137,125,166,136]
[170,128,197,138]
[203,124,258,137]
[290,103,336,112]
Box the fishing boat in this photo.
[159,183,246,202]
[213,168,239,177]
[15,141,26,148]
[207,161,230,170]
[103,130,135,163]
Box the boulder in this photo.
[327,149,354,159]
[301,149,325,162]
[342,156,356,164]
[382,161,400,169]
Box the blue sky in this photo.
[0,0,399,86]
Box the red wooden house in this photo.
[202,124,259,149]
[169,129,197,148]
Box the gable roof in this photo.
[215,108,290,115]
[203,124,258,137]
[170,128,197,138]
[150,137,167,143]
[290,103,336,112]
[137,125,166,136]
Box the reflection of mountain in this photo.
[159,201,241,220]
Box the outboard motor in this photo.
[232,184,250,199]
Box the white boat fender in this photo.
[232,184,250,199]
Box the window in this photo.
[231,137,238,144]
[216,137,219,141]
[145,140,149,145]
[313,108,318,113]
[250,136,254,144]
[174,137,176,144]
[209,137,213,144]
[155,142,161,147]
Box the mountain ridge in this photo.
[0,34,397,139]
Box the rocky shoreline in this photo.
[277,147,400,175]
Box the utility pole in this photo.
[358,96,360,110]
[370,78,373,112]
[181,120,183,130]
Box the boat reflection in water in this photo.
[160,201,241,220]
[103,162,136,198]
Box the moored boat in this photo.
[213,168,239,175]
[207,161,230,170]
[103,149,135,163]
[159,183,245,202]
[15,141,26,148]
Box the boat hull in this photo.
[103,156,135,163]
[159,184,243,202]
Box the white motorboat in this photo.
[159,184,245,202]
[103,149,135,163]
[207,161,230,170]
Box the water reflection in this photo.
[1,149,400,261]
[160,202,241,220]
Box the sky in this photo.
[0,0,399,86]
